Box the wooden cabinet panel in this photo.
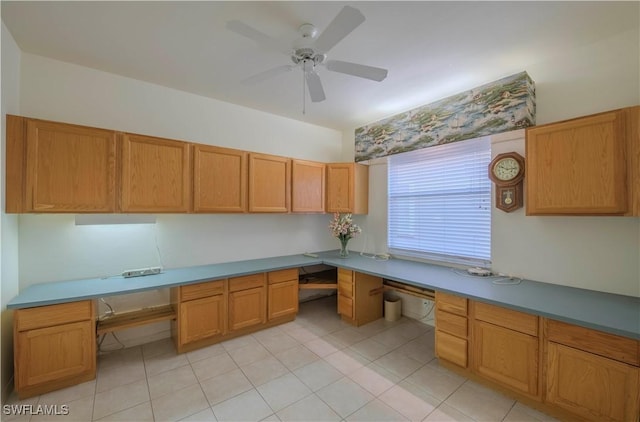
[291,160,325,213]
[435,291,469,369]
[268,279,298,320]
[526,110,628,215]
[121,133,191,212]
[180,280,225,302]
[435,309,467,338]
[16,321,95,390]
[546,342,640,421]
[229,287,267,331]
[14,301,96,400]
[193,144,247,213]
[267,268,298,285]
[436,330,468,368]
[547,319,639,366]
[626,106,640,215]
[8,117,117,213]
[336,269,382,326]
[229,273,266,292]
[472,320,539,397]
[337,294,354,319]
[179,295,226,344]
[435,291,467,316]
[474,302,538,336]
[326,163,368,214]
[16,301,93,332]
[248,153,290,212]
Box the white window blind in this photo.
[388,136,491,266]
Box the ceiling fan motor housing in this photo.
[291,48,326,66]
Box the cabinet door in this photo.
[180,295,226,344]
[121,133,191,212]
[526,111,627,215]
[193,145,247,213]
[24,119,116,212]
[229,287,266,331]
[546,342,640,422]
[268,280,299,320]
[16,321,95,391]
[472,321,539,397]
[291,160,325,213]
[248,153,290,212]
[326,163,368,214]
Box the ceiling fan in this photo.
[226,6,388,106]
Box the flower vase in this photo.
[339,237,349,258]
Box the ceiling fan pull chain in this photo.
[302,67,306,115]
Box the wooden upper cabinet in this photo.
[193,144,247,213]
[120,133,191,212]
[248,153,291,212]
[526,107,638,215]
[291,159,325,213]
[326,163,368,214]
[7,116,117,213]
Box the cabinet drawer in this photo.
[436,309,467,338]
[547,319,639,366]
[338,294,353,319]
[229,273,266,292]
[337,278,353,297]
[16,301,93,332]
[181,280,225,302]
[435,291,467,316]
[474,302,538,336]
[436,330,467,368]
[268,268,298,285]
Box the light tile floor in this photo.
[4,296,559,422]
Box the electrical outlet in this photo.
[121,267,162,278]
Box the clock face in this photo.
[493,157,521,181]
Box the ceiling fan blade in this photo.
[226,20,290,54]
[326,60,388,82]
[241,65,294,85]
[314,6,365,53]
[305,71,326,102]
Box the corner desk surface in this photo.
[7,251,640,340]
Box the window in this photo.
[388,136,491,266]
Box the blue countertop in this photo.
[7,250,640,340]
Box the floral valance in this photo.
[354,71,536,162]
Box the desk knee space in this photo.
[96,304,176,335]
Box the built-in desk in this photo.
[9,251,640,419]
[7,250,639,339]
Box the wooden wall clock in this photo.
[488,152,525,212]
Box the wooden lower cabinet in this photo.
[336,269,382,326]
[172,279,227,353]
[435,296,640,421]
[179,295,226,344]
[471,302,540,399]
[228,274,267,331]
[435,292,469,368]
[546,342,640,422]
[14,301,96,399]
[435,329,467,368]
[472,320,539,397]
[267,269,299,320]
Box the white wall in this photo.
[1,21,21,403]
[351,27,640,298]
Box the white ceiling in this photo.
[2,1,637,131]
